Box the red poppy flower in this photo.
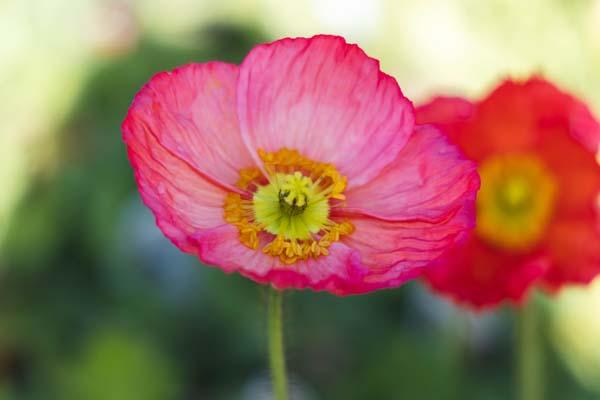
[121,35,479,295]
[417,77,600,309]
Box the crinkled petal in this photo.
[236,35,414,186]
[341,215,473,289]
[192,225,375,295]
[542,219,600,290]
[423,237,549,310]
[124,62,254,191]
[123,121,227,253]
[333,125,478,287]
[342,125,480,222]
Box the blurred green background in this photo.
[1,0,600,399]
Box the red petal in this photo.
[423,236,548,310]
[542,218,600,290]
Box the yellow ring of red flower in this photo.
[476,153,557,252]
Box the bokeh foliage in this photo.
[1,1,600,399]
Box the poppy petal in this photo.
[340,216,472,289]
[124,124,227,253]
[423,237,549,309]
[123,62,254,192]
[415,96,474,144]
[543,218,600,289]
[236,35,414,187]
[421,78,600,163]
[336,126,479,285]
[192,225,374,295]
[343,125,479,222]
[532,94,600,219]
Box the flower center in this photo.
[278,172,312,215]
[476,153,557,252]
[223,149,354,264]
[253,171,329,240]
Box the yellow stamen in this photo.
[223,148,354,264]
[476,153,557,252]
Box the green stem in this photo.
[268,288,289,400]
[516,299,543,400]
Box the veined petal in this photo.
[192,225,373,295]
[341,213,473,288]
[343,125,479,222]
[236,35,414,187]
[123,62,254,192]
[124,123,227,253]
[333,126,478,286]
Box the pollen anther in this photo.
[223,148,353,264]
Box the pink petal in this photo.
[123,62,254,192]
[334,125,478,285]
[192,225,376,295]
[343,125,479,222]
[123,83,232,252]
[350,214,474,267]
[340,204,474,284]
[236,35,414,186]
[355,226,463,289]
[122,62,259,254]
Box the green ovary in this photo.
[253,172,330,240]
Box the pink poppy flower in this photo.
[121,35,479,295]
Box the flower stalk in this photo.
[268,288,289,400]
[516,297,543,400]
